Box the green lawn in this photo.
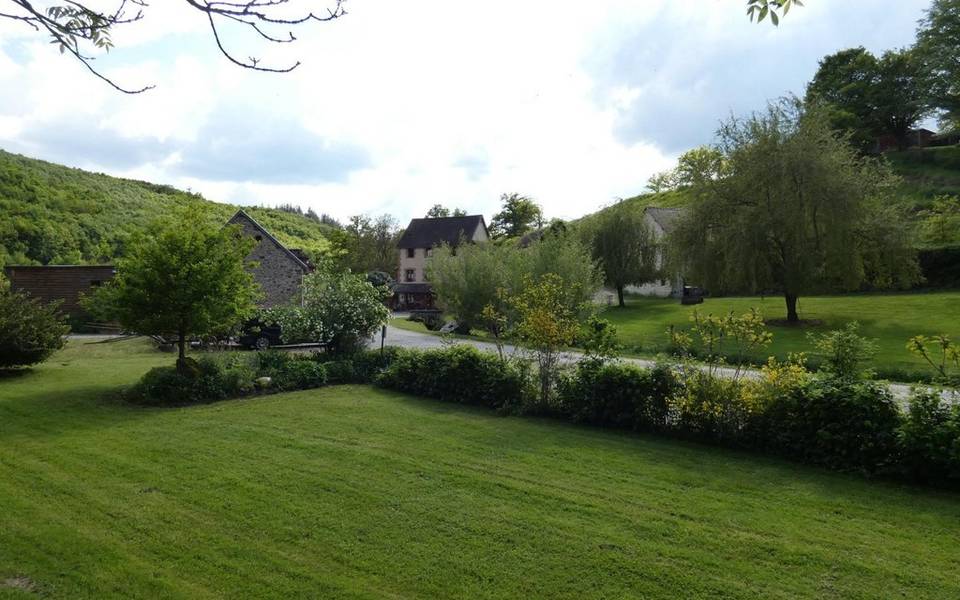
[601,291,960,379]
[2,339,960,598]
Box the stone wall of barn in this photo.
[230,217,306,307]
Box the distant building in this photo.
[3,265,116,320]
[394,215,489,310]
[226,210,313,307]
[874,128,937,153]
[623,206,684,298]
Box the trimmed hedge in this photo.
[377,346,533,412]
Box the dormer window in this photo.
[406,248,415,258]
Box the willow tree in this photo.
[587,202,659,307]
[670,99,919,324]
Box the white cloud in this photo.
[0,0,934,224]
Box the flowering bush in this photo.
[261,269,390,355]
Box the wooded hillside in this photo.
[0,150,335,268]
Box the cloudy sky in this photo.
[0,0,931,223]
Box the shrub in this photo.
[808,322,877,379]
[671,370,755,443]
[256,349,293,374]
[350,347,403,383]
[898,388,960,484]
[128,366,227,406]
[409,312,445,331]
[557,360,679,430]
[322,360,356,384]
[377,346,533,412]
[758,377,901,473]
[273,359,328,391]
[0,285,70,368]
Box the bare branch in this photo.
[0,0,346,92]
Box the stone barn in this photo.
[226,210,313,307]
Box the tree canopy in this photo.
[916,0,960,131]
[669,100,920,323]
[489,193,544,239]
[86,205,261,367]
[584,202,660,307]
[327,214,400,275]
[806,47,928,152]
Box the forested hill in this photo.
[0,149,335,267]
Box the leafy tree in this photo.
[916,0,960,131]
[669,100,920,324]
[327,214,400,274]
[262,269,390,355]
[508,273,582,407]
[919,195,960,246]
[873,49,930,150]
[806,47,927,152]
[1,0,346,93]
[489,193,544,239]
[85,206,261,370]
[0,279,69,369]
[586,201,659,307]
[808,322,878,380]
[426,204,450,218]
[427,231,600,332]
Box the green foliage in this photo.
[489,193,544,239]
[262,269,389,355]
[326,214,400,275]
[0,282,70,368]
[918,195,960,246]
[578,316,621,362]
[0,150,333,269]
[915,0,960,130]
[377,346,533,413]
[427,228,601,334]
[907,334,960,387]
[584,200,659,306]
[757,378,902,473]
[899,388,960,483]
[85,204,261,365]
[746,0,802,26]
[669,308,773,376]
[806,47,928,153]
[272,359,328,391]
[669,100,920,322]
[808,322,878,380]
[509,273,583,407]
[557,361,679,430]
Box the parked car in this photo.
[681,286,706,305]
[239,319,284,350]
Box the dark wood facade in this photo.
[4,265,116,318]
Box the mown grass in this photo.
[2,339,960,598]
[601,291,960,380]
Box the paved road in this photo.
[379,325,950,404]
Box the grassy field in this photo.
[2,340,960,598]
[393,291,959,381]
[600,291,960,379]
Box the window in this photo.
[406,248,415,258]
[254,234,263,242]
[425,247,433,257]
[405,269,416,282]
[90,280,102,288]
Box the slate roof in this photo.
[644,207,683,235]
[227,210,311,272]
[396,215,487,249]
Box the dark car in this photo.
[680,286,706,305]
[239,319,284,350]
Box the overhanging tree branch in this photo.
[1,0,345,93]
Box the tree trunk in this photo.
[176,326,188,373]
[617,285,625,308]
[785,293,799,324]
